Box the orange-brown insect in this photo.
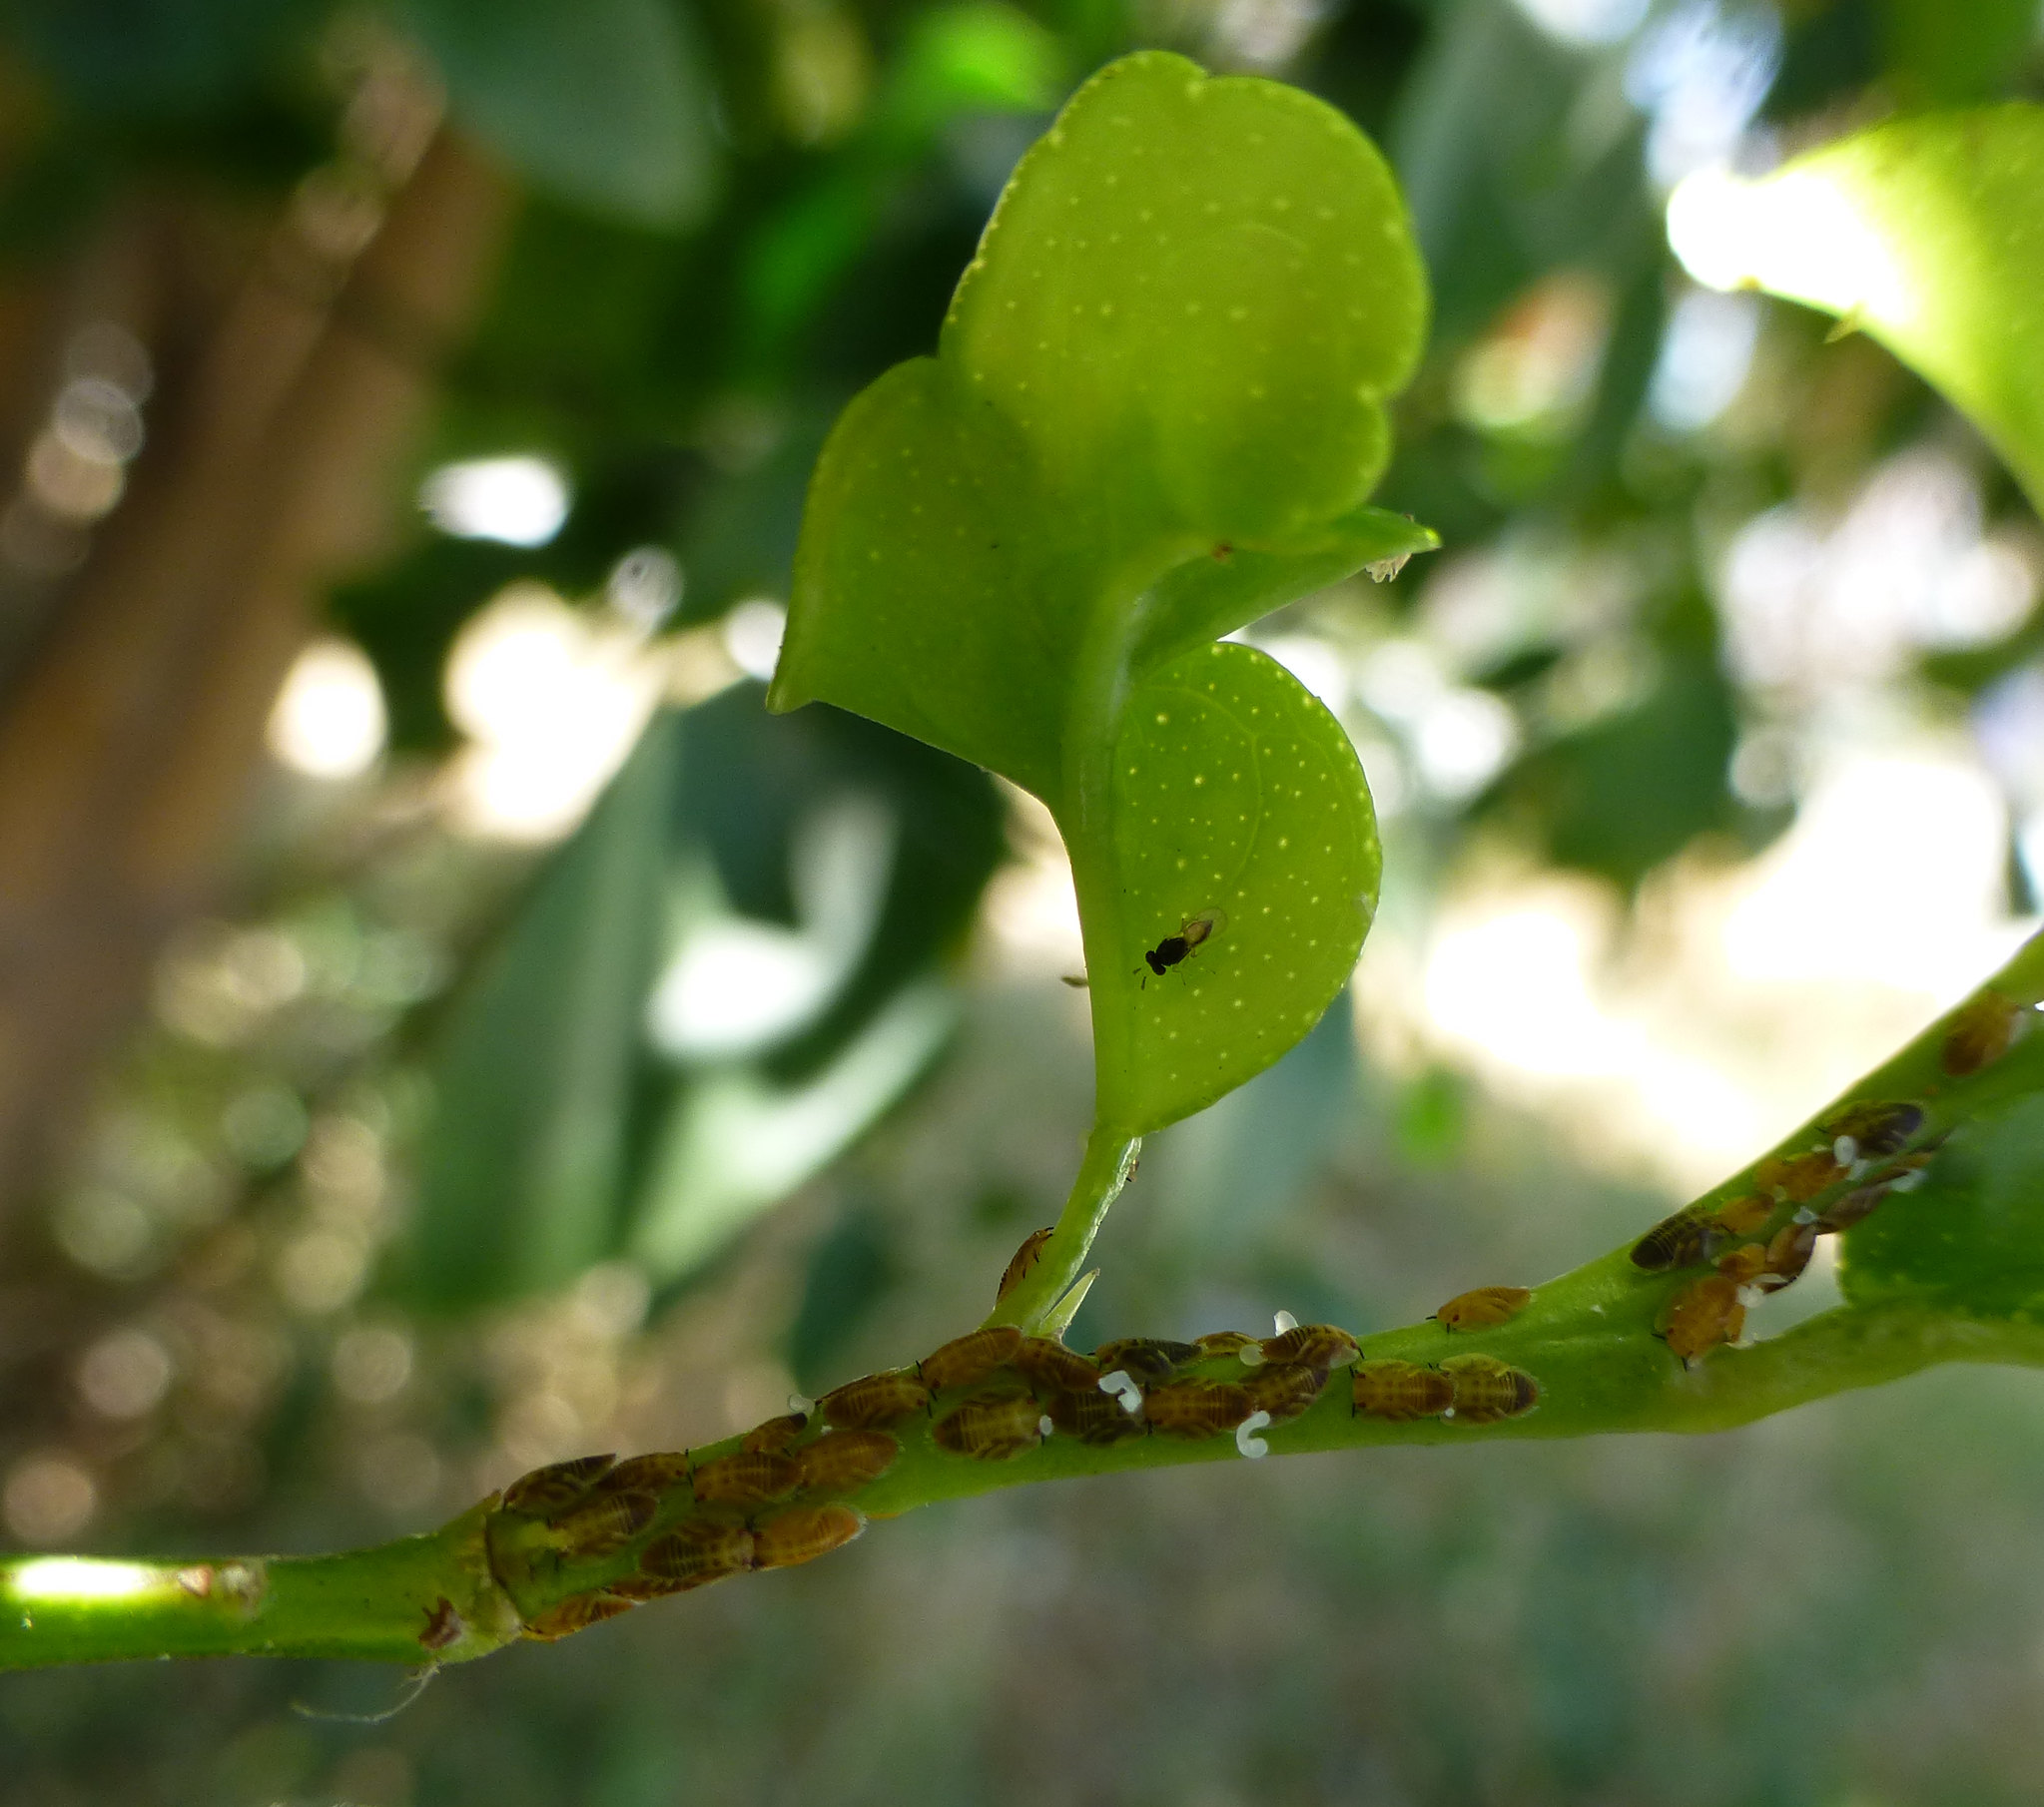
[1881,1148,1938,1189]
[1813,1183,1884,1233]
[1440,1354,1540,1423]
[1755,1151,1841,1203]
[500,1453,616,1516]
[547,1489,658,1558]
[1043,1384,1147,1445]
[1141,1378,1255,1440]
[1943,989,2029,1077]
[1257,1324,1361,1370]
[1193,1331,1257,1360]
[997,1228,1053,1304]
[1630,1204,1711,1273]
[921,1326,1023,1392]
[1243,1362,1324,1424]
[1093,1337,1198,1381]
[597,1452,694,1497]
[1715,1244,1769,1286]
[419,1597,463,1652]
[932,1390,1047,1460]
[692,1451,802,1506]
[1711,1194,1772,1237]
[1432,1287,1532,1333]
[1821,1100,1925,1161]
[819,1368,930,1430]
[1351,1360,1453,1421]
[522,1592,635,1641]
[794,1430,898,1493]
[742,1413,810,1455]
[639,1518,753,1584]
[1658,1274,1743,1367]
[753,1504,866,1570]
[1761,1219,1817,1287]
[1012,1336,1101,1395]
[605,1570,694,1602]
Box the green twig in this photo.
[0,1501,518,1671]
[983,1124,1139,1333]
[8,932,2042,1673]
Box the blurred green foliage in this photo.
[5,0,2044,1795]
[406,688,1002,1308]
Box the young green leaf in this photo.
[773,51,1429,1133]
[1095,643,1379,1130]
[1840,1084,2044,1321]
[1669,105,2044,510]
[1812,938,2044,1321]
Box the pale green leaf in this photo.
[1093,643,1379,1133]
[773,52,1428,1133]
[1670,105,2044,508]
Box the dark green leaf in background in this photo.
[398,688,1005,1312]
[403,0,719,228]
[406,710,680,1310]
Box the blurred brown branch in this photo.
[0,127,512,1223]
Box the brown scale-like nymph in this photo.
[1253,1323,1360,1368]
[819,1368,931,1430]
[920,1327,1024,1392]
[522,1593,633,1641]
[1093,1337,1199,1381]
[691,1451,802,1506]
[545,1489,658,1558]
[932,1390,1047,1460]
[1439,1354,1539,1424]
[1432,1288,1531,1333]
[753,1505,866,1569]
[1351,1360,1453,1421]
[1012,1336,1101,1395]
[1657,1274,1743,1367]
[793,1430,899,1493]
[1043,1384,1146,1445]
[1242,1363,1325,1425]
[638,1518,754,1586]
[500,1453,616,1516]
[1141,1378,1255,1439]
[1630,1204,1712,1273]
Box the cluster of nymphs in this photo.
[1633,1099,1938,1362]
[485,1276,1550,1642]
[484,1429,879,1642]
[1350,1286,1542,1425]
[1630,989,2034,1366]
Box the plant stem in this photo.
[982,1123,1139,1333]
[9,1283,2033,1675]
[10,934,2042,1674]
[0,1502,520,1672]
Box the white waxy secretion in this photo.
[1236,1411,1273,1459]
[1097,1370,1143,1416]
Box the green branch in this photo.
[9,932,2041,1673]
[982,1125,1138,1334]
[0,1502,517,1671]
